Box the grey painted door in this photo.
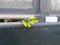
[11,27,60,45]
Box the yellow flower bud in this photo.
[23,21,27,27]
[27,22,31,28]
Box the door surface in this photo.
[2,26,59,45]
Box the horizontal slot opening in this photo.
[0,15,35,23]
[0,19,4,22]
[7,19,23,22]
[0,18,23,23]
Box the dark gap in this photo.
[0,19,4,22]
[7,19,23,22]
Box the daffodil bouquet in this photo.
[22,17,39,28]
